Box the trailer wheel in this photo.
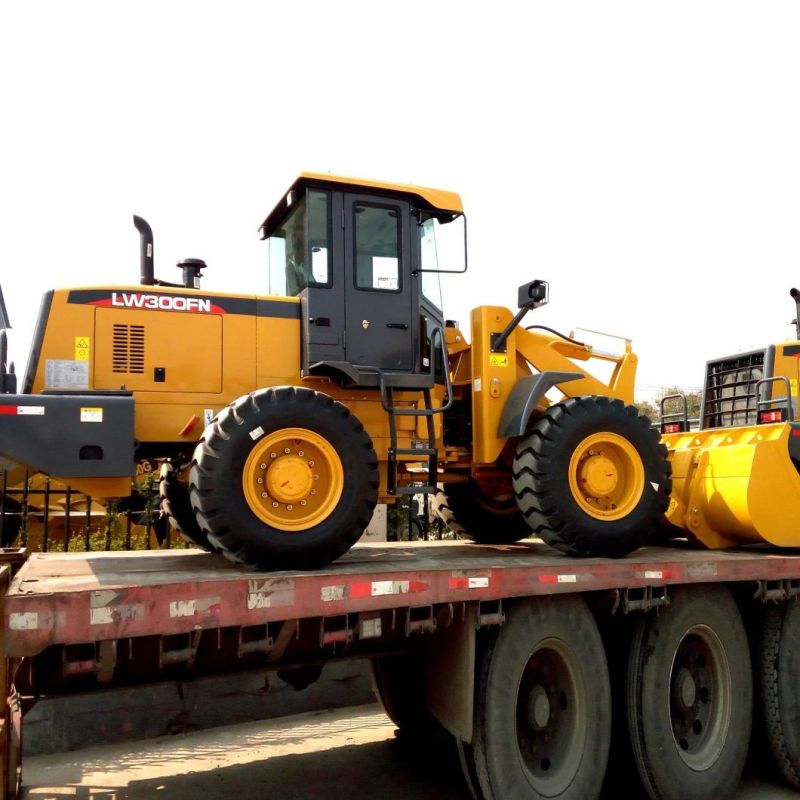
[159,461,214,550]
[626,586,752,800]
[433,478,529,544]
[760,601,800,789]
[512,396,670,557]
[472,596,611,800]
[456,739,485,800]
[371,649,437,738]
[190,387,378,570]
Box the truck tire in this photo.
[760,601,800,789]
[456,738,488,800]
[626,586,752,800]
[158,461,214,550]
[190,387,378,570]
[371,649,438,739]
[512,396,670,557]
[433,480,529,544]
[472,596,612,800]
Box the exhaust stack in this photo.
[133,215,155,286]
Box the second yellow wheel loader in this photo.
[0,173,669,569]
[661,289,800,549]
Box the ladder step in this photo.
[393,486,436,495]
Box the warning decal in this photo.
[74,337,90,361]
[489,354,508,367]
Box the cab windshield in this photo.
[267,190,331,296]
[419,212,467,310]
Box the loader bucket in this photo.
[663,422,800,548]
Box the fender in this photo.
[498,370,583,437]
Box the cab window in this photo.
[354,204,401,292]
[267,190,331,296]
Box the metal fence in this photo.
[0,470,188,553]
[0,472,447,554]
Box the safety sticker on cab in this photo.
[489,354,508,367]
[80,407,103,423]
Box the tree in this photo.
[635,387,702,423]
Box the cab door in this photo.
[343,194,414,372]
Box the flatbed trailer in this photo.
[2,540,800,800]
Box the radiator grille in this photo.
[112,324,145,374]
[703,349,766,429]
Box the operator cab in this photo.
[260,173,466,389]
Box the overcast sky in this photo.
[2,1,800,399]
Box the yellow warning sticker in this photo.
[80,407,103,423]
[489,354,509,367]
[74,337,90,361]
[791,378,798,398]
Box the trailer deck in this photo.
[4,540,800,800]
[6,539,800,657]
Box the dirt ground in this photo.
[20,704,798,800]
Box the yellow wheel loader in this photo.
[661,289,800,548]
[0,174,669,569]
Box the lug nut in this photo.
[260,463,267,470]
[308,460,315,467]
[257,478,263,484]
[313,474,319,480]
[284,448,291,454]
[298,451,304,457]
[272,502,279,508]
[270,452,277,459]
[300,500,307,506]
[287,504,293,511]
[261,492,268,498]
[311,489,317,495]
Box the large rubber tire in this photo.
[759,601,800,789]
[158,461,214,550]
[371,648,442,740]
[472,596,612,800]
[433,479,529,544]
[189,387,378,571]
[0,495,22,547]
[626,586,752,800]
[512,396,671,557]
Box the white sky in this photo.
[2,1,800,400]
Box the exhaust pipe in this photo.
[133,215,155,286]
[791,288,800,340]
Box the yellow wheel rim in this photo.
[242,427,344,532]
[567,432,644,521]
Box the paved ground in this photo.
[20,704,799,800]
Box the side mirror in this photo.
[518,279,549,310]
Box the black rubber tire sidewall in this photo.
[190,387,377,570]
[627,585,752,800]
[473,595,612,800]
[438,479,529,544]
[760,601,800,789]
[159,461,213,550]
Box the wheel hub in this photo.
[516,640,585,794]
[567,432,645,521]
[267,456,313,503]
[528,685,552,730]
[579,454,618,497]
[669,627,731,770]
[674,668,697,709]
[242,427,344,532]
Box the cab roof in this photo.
[259,172,463,238]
